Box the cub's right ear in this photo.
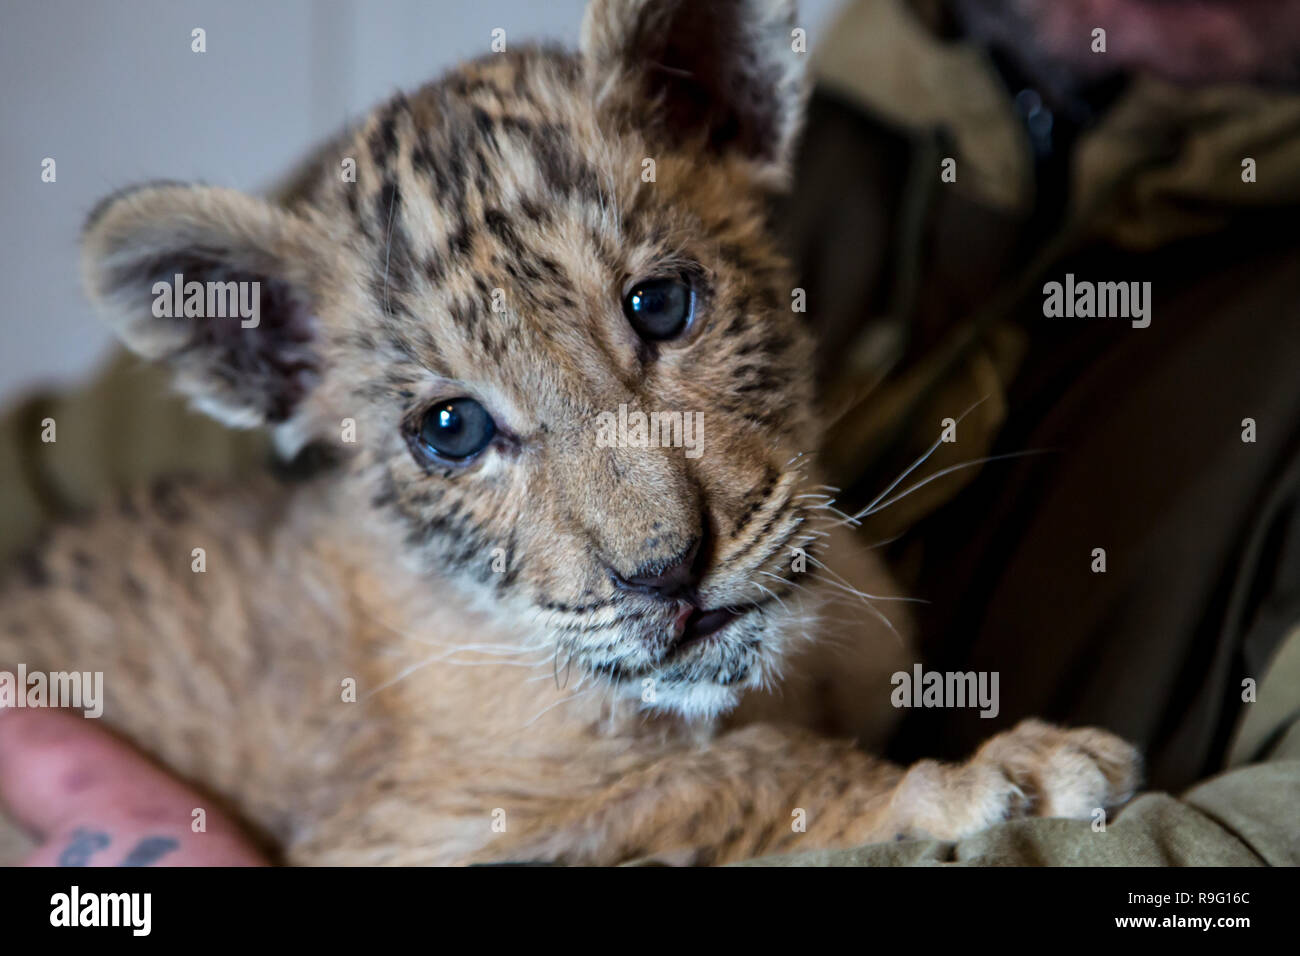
[82,182,331,429]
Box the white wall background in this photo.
[0,0,845,405]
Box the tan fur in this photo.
[0,0,1139,865]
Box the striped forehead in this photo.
[334,52,689,401]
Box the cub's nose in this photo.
[609,536,703,602]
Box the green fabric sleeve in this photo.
[735,633,1300,866]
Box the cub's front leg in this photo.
[476,719,1141,865]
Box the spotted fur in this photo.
[0,0,1138,865]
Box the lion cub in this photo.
[0,0,1138,865]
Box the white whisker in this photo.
[857,449,1047,519]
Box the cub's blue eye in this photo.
[622,277,694,340]
[418,398,496,461]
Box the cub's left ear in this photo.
[81,183,331,429]
[581,0,807,180]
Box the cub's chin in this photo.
[635,680,749,723]
[610,616,790,723]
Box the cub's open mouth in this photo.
[669,605,745,654]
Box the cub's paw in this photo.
[890,719,1141,841]
[970,718,1141,820]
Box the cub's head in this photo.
[83,0,827,719]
